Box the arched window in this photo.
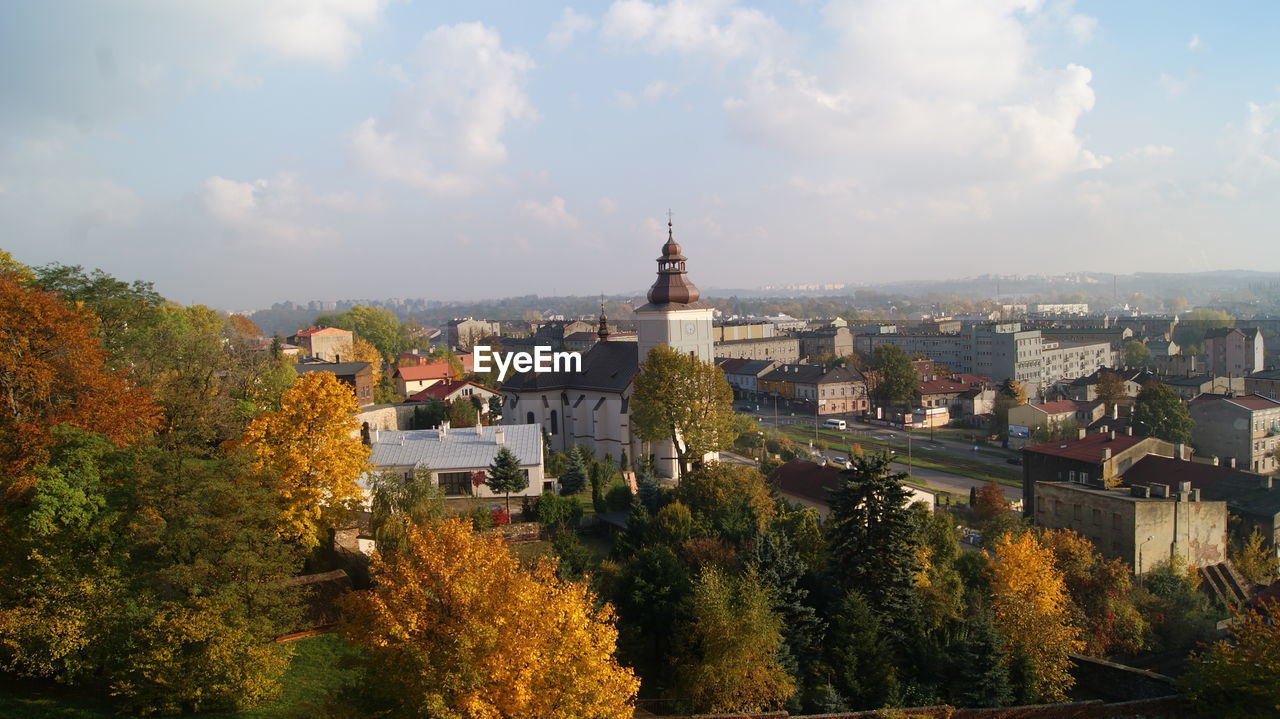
[550,410,559,435]
[526,411,535,425]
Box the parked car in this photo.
[1006,456,1023,466]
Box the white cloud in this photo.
[1159,72,1187,97]
[348,23,536,196]
[517,196,579,228]
[1121,144,1175,161]
[548,7,596,49]
[615,80,672,109]
[202,173,373,244]
[1188,33,1201,50]
[601,0,783,63]
[1066,13,1097,43]
[599,197,618,213]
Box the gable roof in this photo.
[408,379,497,403]
[293,326,351,337]
[1024,399,1101,416]
[502,341,638,394]
[761,364,864,385]
[395,361,456,382]
[918,377,971,395]
[369,424,541,470]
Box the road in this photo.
[797,444,1024,502]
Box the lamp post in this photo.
[1138,534,1155,576]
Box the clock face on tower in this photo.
[684,321,696,336]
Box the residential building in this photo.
[1064,367,1159,402]
[366,423,548,499]
[1246,368,1280,400]
[531,320,596,350]
[1147,339,1180,358]
[1041,339,1112,387]
[1115,315,1179,342]
[393,361,458,399]
[1164,374,1245,400]
[1038,326,1131,352]
[857,332,970,375]
[1188,393,1280,474]
[769,460,935,518]
[969,323,1045,394]
[796,326,854,360]
[758,363,869,415]
[1021,431,1176,520]
[1028,303,1090,316]
[1008,400,1106,445]
[446,318,502,350]
[1032,480,1227,573]
[1205,327,1265,378]
[294,360,374,406]
[713,336,802,362]
[717,358,779,397]
[564,330,637,352]
[713,321,776,341]
[407,379,501,415]
[289,326,354,361]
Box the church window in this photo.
[526,412,535,425]
[550,410,559,435]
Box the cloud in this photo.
[1066,13,1097,43]
[1159,72,1187,97]
[601,0,783,63]
[517,196,579,229]
[348,23,536,196]
[1188,33,1201,50]
[548,7,595,49]
[202,173,374,244]
[599,197,618,213]
[615,80,672,109]
[1121,144,1175,161]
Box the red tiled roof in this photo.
[1226,394,1280,411]
[407,379,495,402]
[919,378,970,395]
[950,373,991,386]
[396,361,455,382]
[294,326,351,337]
[1122,455,1245,489]
[1023,432,1151,463]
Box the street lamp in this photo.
[1138,535,1155,575]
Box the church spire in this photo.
[647,217,701,304]
[597,295,610,341]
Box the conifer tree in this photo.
[487,446,527,513]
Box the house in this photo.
[393,361,458,399]
[714,336,802,362]
[367,423,548,499]
[289,326,353,361]
[717,358,779,398]
[294,361,374,406]
[1164,374,1245,400]
[399,350,473,372]
[796,326,854,360]
[758,363,869,415]
[769,459,935,519]
[1064,368,1159,402]
[563,330,637,353]
[1125,455,1280,558]
[1020,431,1176,519]
[1205,327,1265,378]
[248,339,302,357]
[1245,368,1280,401]
[1007,400,1106,445]
[407,379,501,414]
[1188,393,1280,474]
[446,318,502,351]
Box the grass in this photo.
[778,425,1022,487]
[0,634,359,719]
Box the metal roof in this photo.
[369,424,542,470]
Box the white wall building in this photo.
[366,423,548,499]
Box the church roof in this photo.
[646,220,702,305]
[501,341,640,394]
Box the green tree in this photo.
[446,397,478,428]
[993,379,1027,436]
[1230,529,1280,585]
[826,591,899,711]
[674,461,776,545]
[1123,340,1152,368]
[412,401,447,429]
[1131,382,1194,444]
[826,453,922,642]
[315,305,406,361]
[632,345,736,476]
[487,446,528,513]
[367,466,445,555]
[534,491,583,530]
[559,450,587,495]
[872,344,918,411]
[747,531,827,712]
[941,612,1012,708]
[1182,599,1280,719]
[612,545,692,686]
[675,568,796,714]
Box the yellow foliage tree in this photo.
[1182,599,1280,718]
[989,531,1083,702]
[348,336,384,389]
[238,371,369,545]
[339,518,638,718]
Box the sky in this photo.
[2,1,1279,310]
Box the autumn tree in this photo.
[872,344,918,411]
[487,446,528,513]
[994,379,1027,436]
[1181,599,1280,718]
[988,532,1082,702]
[349,336,395,404]
[674,461,776,543]
[338,519,638,718]
[1039,528,1146,657]
[227,313,263,339]
[239,371,370,546]
[1230,529,1280,585]
[0,275,159,495]
[632,345,736,476]
[973,479,1012,520]
[1095,371,1126,412]
[315,305,406,360]
[675,567,796,714]
[1131,381,1194,444]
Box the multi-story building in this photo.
[796,326,854,360]
[1164,374,1245,400]
[1021,431,1176,519]
[713,321,776,342]
[717,358,779,397]
[446,318,502,350]
[294,360,374,406]
[1040,339,1112,387]
[758,363,869,415]
[1188,393,1280,474]
[1205,327,1265,378]
[1028,303,1090,316]
[858,332,970,374]
[289,326,354,361]
[1246,368,1280,401]
[969,323,1045,394]
[714,336,801,362]
[1038,326,1131,353]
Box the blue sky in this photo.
[2,1,1278,309]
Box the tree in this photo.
[632,345,736,476]
[674,568,796,714]
[1131,382,1194,444]
[0,275,159,495]
[315,305,406,361]
[558,449,587,495]
[367,467,445,555]
[988,532,1082,703]
[227,313,263,339]
[674,461,776,543]
[349,336,395,404]
[1123,340,1152,368]
[747,530,827,711]
[872,344,918,411]
[993,379,1027,436]
[1095,371,1126,411]
[825,453,922,643]
[1039,528,1146,657]
[338,519,638,718]
[1230,529,1280,585]
[533,491,583,530]
[826,591,898,711]
[941,612,1012,708]
[488,446,528,513]
[446,397,478,428]
[973,479,1011,520]
[1182,599,1280,719]
[238,371,370,546]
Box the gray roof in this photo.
[761,363,864,385]
[501,340,639,394]
[294,362,371,377]
[369,424,542,471]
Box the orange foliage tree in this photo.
[0,276,158,496]
[1039,528,1146,657]
[973,479,1012,520]
[1182,599,1280,718]
[989,531,1083,702]
[238,371,369,545]
[339,518,638,718]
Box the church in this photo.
[499,222,715,478]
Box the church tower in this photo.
[635,220,715,362]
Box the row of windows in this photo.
[1037,497,1122,528]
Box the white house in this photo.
[365,423,548,500]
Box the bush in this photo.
[470,505,496,531]
[492,508,510,526]
[605,482,633,512]
[535,492,583,531]
[521,495,537,521]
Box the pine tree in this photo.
[486,446,527,513]
[748,531,828,712]
[826,591,899,711]
[942,613,1012,708]
[559,450,587,495]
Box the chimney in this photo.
[1175,443,1185,460]
[1112,404,1119,420]
[440,420,449,438]
[372,428,380,444]
[1178,481,1192,493]
[1190,488,1201,502]
[1226,457,1236,469]
[1078,428,1087,440]
[1102,447,1112,459]
[1261,476,1274,490]
[495,428,505,445]
[1108,430,1116,441]
[1210,456,1218,466]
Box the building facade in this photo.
[1188,393,1280,474]
[1205,327,1265,378]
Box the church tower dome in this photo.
[647,220,700,305]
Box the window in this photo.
[1092,508,1102,524]
[439,472,473,497]
[550,410,558,435]
[1073,504,1082,520]
[526,411,535,425]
